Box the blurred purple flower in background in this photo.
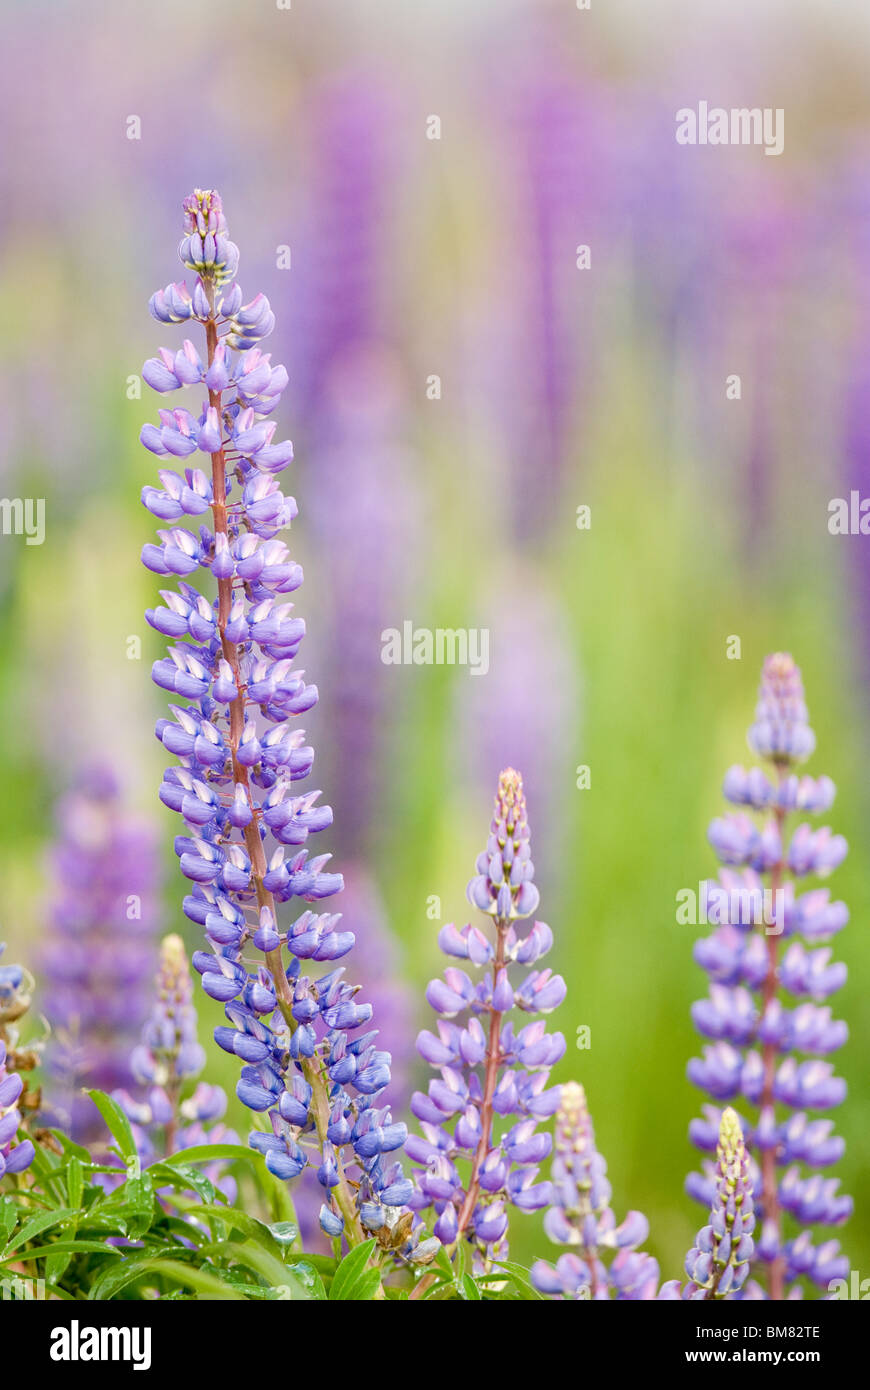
[454,574,579,886]
[333,868,414,1109]
[289,72,407,423]
[113,933,237,1194]
[471,43,612,539]
[306,347,425,860]
[41,768,160,1143]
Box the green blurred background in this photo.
[0,0,868,1284]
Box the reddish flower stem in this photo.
[759,786,786,1300]
[201,290,365,1248]
[455,918,508,1241]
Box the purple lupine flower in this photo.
[687,655,850,1298]
[113,934,237,1195]
[0,945,35,1179]
[453,577,579,887]
[306,353,425,861]
[284,867,415,1255]
[41,768,160,1142]
[531,1082,657,1300]
[661,1108,755,1300]
[139,189,409,1249]
[287,74,422,862]
[408,768,565,1263]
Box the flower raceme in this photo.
[408,769,566,1262]
[40,769,160,1143]
[687,655,851,1297]
[113,934,237,1175]
[660,1107,755,1300]
[139,189,410,1248]
[531,1082,657,1300]
[0,945,35,1179]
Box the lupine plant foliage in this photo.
[0,191,856,1303]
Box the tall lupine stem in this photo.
[688,654,851,1297]
[409,769,565,1266]
[140,191,410,1252]
[760,793,787,1299]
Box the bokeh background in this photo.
[1,0,868,1283]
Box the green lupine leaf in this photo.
[329,1239,378,1301]
[268,1220,299,1247]
[485,1261,546,1300]
[49,1131,93,1164]
[3,1206,75,1255]
[156,1143,254,1167]
[0,1198,17,1243]
[286,1260,328,1300]
[346,1267,382,1301]
[100,1258,248,1301]
[0,1238,114,1265]
[149,1161,217,1205]
[86,1090,138,1165]
[198,1239,311,1300]
[45,1250,73,1285]
[66,1156,84,1213]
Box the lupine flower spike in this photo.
[660,1107,755,1299]
[0,944,36,1179]
[688,655,850,1297]
[409,768,565,1265]
[41,769,160,1141]
[140,189,410,1249]
[113,935,236,1183]
[531,1082,658,1299]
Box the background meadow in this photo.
[0,0,868,1284]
